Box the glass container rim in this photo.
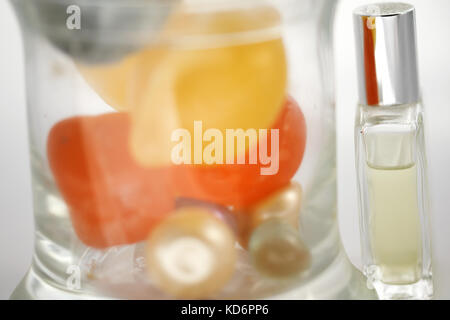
[11,0,313,10]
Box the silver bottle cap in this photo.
[353,3,420,106]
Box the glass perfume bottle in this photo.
[353,3,433,299]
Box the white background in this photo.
[0,0,449,299]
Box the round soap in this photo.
[78,6,287,167]
[80,6,287,167]
[146,207,237,299]
[249,220,310,279]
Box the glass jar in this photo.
[10,0,374,299]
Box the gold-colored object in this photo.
[249,220,310,279]
[250,181,302,230]
[239,182,303,247]
[146,207,237,299]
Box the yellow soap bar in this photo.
[160,6,286,131]
[132,7,287,166]
[80,6,287,167]
[166,38,287,133]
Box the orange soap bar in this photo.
[47,113,175,248]
[173,97,307,209]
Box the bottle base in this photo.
[369,279,433,300]
[11,250,377,300]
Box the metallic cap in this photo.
[353,3,420,106]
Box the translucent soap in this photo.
[159,7,287,135]
[79,6,287,167]
[47,113,175,248]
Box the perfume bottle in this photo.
[353,3,433,299]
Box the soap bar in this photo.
[132,8,287,165]
[173,97,307,209]
[80,6,287,167]
[47,113,175,248]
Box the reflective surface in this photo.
[353,3,420,106]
